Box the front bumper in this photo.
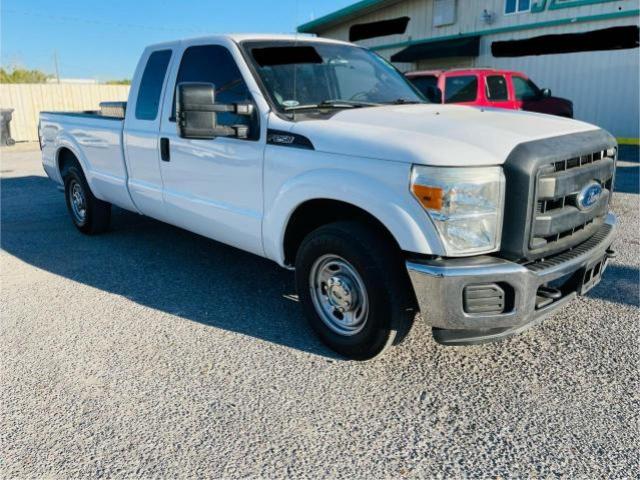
[406,213,617,345]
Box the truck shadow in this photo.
[586,264,640,308]
[1,174,341,359]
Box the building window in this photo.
[505,0,530,14]
[433,0,456,27]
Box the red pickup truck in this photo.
[406,68,573,118]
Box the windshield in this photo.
[243,42,425,112]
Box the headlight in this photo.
[410,165,505,256]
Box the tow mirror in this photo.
[176,82,254,139]
[541,88,552,98]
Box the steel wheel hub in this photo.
[309,254,369,336]
[69,180,87,223]
[326,276,357,311]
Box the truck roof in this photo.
[145,33,351,51]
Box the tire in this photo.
[295,221,416,360]
[62,163,111,234]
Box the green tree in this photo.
[0,67,52,83]
[105,79,131,85]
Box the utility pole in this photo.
[53,51,60,83]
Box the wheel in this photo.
[63,163,111,234]
[295,221,416,360]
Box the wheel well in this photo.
[57,147,79,177]
[283,199,401,266]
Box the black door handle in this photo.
[160,137,170,162]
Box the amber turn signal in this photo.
[412,184,443,210]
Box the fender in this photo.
[53,134,118,203]
[52,129,140,213]
[54,135,91,183]
[262,168,445,266]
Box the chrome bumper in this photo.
[406,213,617,345]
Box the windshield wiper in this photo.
[284,99,380,111]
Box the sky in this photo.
[0,0,354,80]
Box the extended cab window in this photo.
[444,75,477,103]
[135,50,172,120]
[486,75,508,101]
[513,76,540,100]
[173,45,254,132]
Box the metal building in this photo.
[298,0,640,143]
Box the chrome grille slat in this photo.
[500,130,616,262]
[530,149,615,253]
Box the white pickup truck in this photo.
[40,34,617,359]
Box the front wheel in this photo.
[295,221,416,360]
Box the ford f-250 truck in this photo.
[39,34,617,360]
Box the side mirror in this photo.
[176,82,254,139]
[541,88,552,98]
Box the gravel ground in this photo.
[1,147,638,478]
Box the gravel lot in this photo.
[1,146,638,478]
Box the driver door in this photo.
[158,43,264,256]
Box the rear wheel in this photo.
[63,163,111,234]
[295,221,416,360]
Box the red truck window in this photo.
[485,75,508,101]
[444,75,477,103]
[513,76,540,100]
[408,75,440,102]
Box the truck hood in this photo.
[287,104,599,166]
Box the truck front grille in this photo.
[500,130,617,262]
[529,148,615,255]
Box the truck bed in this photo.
[39,107,137,212]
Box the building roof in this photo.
[297,0,400,33]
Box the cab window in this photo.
[135,50,172,121]
[485,75,508,101]
[172,45,256,136]
[512,76,541,100]
[444,75,477,103]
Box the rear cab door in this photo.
[124,44,176,220]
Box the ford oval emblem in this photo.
[577,181,602,211]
